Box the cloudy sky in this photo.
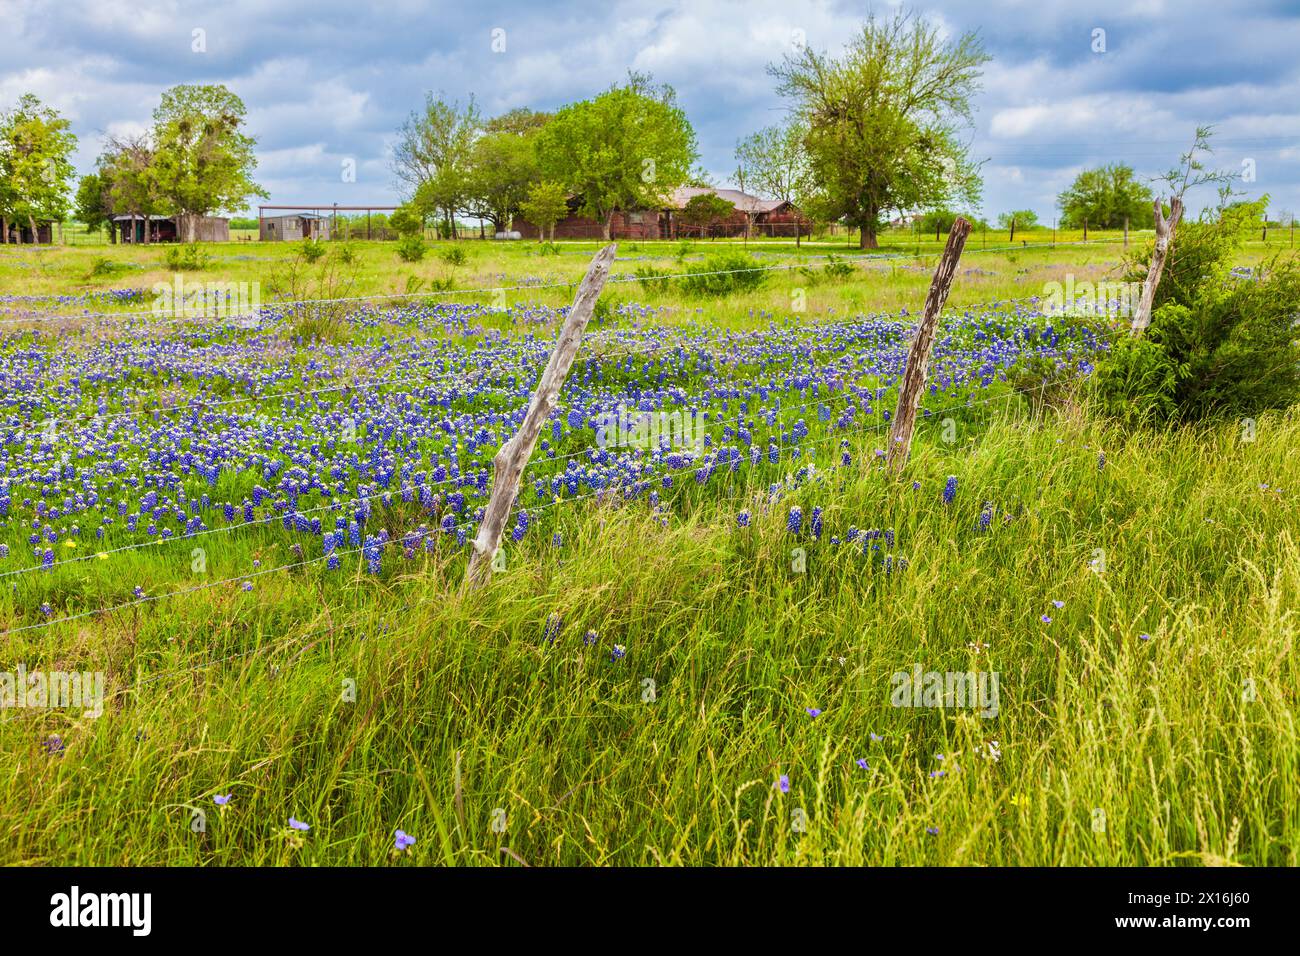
[4,0,1299,222]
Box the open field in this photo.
[0,238,1296,866]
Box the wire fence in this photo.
[0,236,1118,326]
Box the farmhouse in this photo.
[259,212,331,242]
[514,186,806,240]
[111,214,231,243]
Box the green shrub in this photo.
[1095,197,1300,423]
[823,254,856,281]
[88,257,129,278]
[1088,335,1180,426]
[632,265,673,294]
[680,252,767,297]
[535,241,560,257]
[439,245,467,267]
[162,243,210,271]
[396,234,426,263]
[300,239,326,262]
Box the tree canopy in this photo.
[1057,164,1155,229]
[768,8,989,248]
[149,84,265,240]
[0,93,78,243]
[534,73,697,240]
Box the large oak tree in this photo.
[769,9,989,248]
[149,84,265,241]
[534,73,697,241]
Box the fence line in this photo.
[7,292,1045,432]
[0,369,1090,636]
[0,237,1123,326]
[0,294,1056,582]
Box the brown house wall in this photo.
[517,203,806,240]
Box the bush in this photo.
[1095,197,1300,423]
[300,239,327,262]
[535,241,560,257]
[396,234,426,263]
[88,257,129,278]
[1088,335,1180,426]
[633,265,673,294]
[823,254,856,281]
[439,245,467,267]
[680,252,767,297]
[162,243,210,271]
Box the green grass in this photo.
[0,235,1296,866]
[1,406,1295,865]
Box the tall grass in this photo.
[2,407,1295,865]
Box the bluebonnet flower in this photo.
[809,506,823,540]
[787,506,802,535]
[736,510,750,528]
[542,614,561,644]
[942,476,957,505]
[610,644,626,661]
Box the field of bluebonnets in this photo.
[0,236,1295,866]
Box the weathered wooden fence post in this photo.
[1130,197,1183,334]
[464,242,617,589]
[886,216,972,474]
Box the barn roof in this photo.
[666,186,786,213]
[110,214,230,222]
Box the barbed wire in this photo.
[0,368,1092,638]
[0,291,1066,580]
[0,236,1123,327]
[6,292,1046,432]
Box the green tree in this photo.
[388,203,423,237]
[734,121,812,206]
[678,192,735,238]
[518,180,570,242]
[0,93,78,244]
[1057,164,1154,230]
[997,209,1039,229]
[74,171,113,237]
[769,9,989,249]
[535,73,698,241]
[392,93,482,239]
[100,133,167,244]
[463,115,545,233]
[149,84,265,241]
[735,120,813,242]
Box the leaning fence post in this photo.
[886,216,972,474]
[1130,197,1183,335]
[464,242,617,589]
